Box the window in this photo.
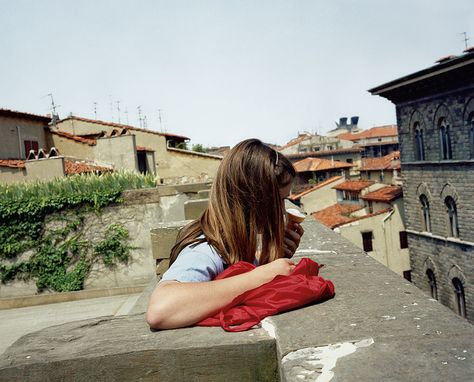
[414,122,425,160]
[137,152,149,174]
[379,171,384,182]
[403,270,412,282]
[426,269,438,300]
[439,118,452,160]
[368,201,373,214]
[399,231,408,249]
[469,112,474,159]
[367,171,371,180]
[362,231,373,252]
[452,278,466,318]
[346,158,353,164]
[419,194,431,232]
[24,140,39,157]
[445,196,459,237]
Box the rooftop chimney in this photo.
[339,117,348,126]
[350,116,359,126]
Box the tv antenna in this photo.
[109,95,114,121]
[93,102,98,119]
[116,100,121,124]
[157,109,164,132]
[137,106,143,128]
[47,93,60,126]
[461,32,470,50]
[143,115,148,128]
[124,107,129,125]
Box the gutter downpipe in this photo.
[16,125,22,158]
[382,209,395,269]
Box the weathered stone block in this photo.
[150,220,191,261]
[184,199,208,220]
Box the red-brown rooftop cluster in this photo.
[361,186,402,202]
[333,180,374,192]
[359,151,400,171]
[293,157,352,173]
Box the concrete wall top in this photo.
[1,221,473,381]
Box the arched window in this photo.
[426,269,438,300]
[469,112,474,159]
[445,196,459,237]
[439,118,452,160]
[452,278,466,318]
[414,122,425,160]
[419,194,431,232]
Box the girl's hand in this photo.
[254,258,296,283]
[283,222,304,258]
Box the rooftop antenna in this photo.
[47,93,60,126]
[157,109,164,132]
[137,106,143,128]
[461,32,470,50]
[143,115,148,128]
[124,107,129,125]
[93,102,98,119]
[116,100,121,124]
[109,95,114,121]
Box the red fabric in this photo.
[196,258,335,332]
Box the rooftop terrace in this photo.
[1,220,472,381]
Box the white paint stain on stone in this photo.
[295,249,337,255]
[381,315,396,320]
[261,317,276,339]
[281,338,374,382]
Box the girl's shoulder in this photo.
[160,240,226,282]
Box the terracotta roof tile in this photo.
[293,157,353,173]
[59,116,189,140]
[286,146,363,160]
[289,176,343,200]
[312,203,364,229]
[333,180,374,191]
[49,129,96,145]
[361,186,402,202]
[278,133,312,151]
[312,204,392,229]
[136,146,155,152]
[337,125,397,141]
[64,160,112,175]
[359,151,400,171]
[0,108,51,123]
[0,159,26,169]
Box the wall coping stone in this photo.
[1,221,473,381]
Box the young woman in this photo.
[146,139,304,329]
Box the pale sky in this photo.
[1,1,473,147]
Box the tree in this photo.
[192,144,207,153]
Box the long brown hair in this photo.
[170,139,295,266]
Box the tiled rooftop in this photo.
[359,151,400,171]
[333,179,374,191]
[361,186,402,202]
[337,125,397,141]
[311,203,364,229]
[49,129,96,146]
[0,160,26,169]
[0,108,51,123]
[289,176,342,200]
[277,133,312,151]
[59,116,189,140]
[64,160,112,175]
[293,157,352,172]
[285,146,363,160]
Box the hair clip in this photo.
[275,151,279,166]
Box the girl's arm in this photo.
[146,258,295,329]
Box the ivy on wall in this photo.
[0,172,155,292]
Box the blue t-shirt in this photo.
[161,241,226,282]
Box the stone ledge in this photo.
[1,221,473,381]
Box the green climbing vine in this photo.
[0,171,155,292]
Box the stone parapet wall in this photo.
[2,220,473,381]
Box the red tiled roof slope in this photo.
[361,186,402,202]
[278,134,312,151]
[293,157,352,172]
[289,176,342,200]
[312,203,364,229]
[359,151,400,171]
[59,116,189,140]
[64,160,112,175]
[0,108,51,123]
[49,129,96,145]
[337,125,397,141]
[333,180,374,191]
[0,159,26,169]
